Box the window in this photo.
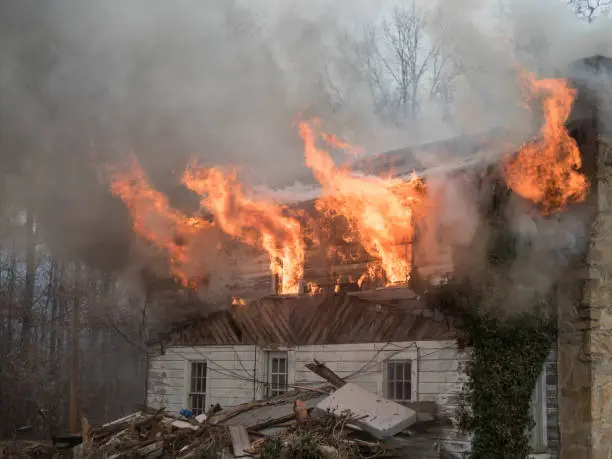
[267,351,288,398]
[529,367,548,452]
[188,361,207,415]
[385,359,412,402]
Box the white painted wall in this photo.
[146,341,555,458]
[147,345,258,412]
[146,340,467,416]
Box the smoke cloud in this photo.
[0,0,610,310]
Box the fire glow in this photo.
[504,70,589,214]
[182,165,305,295]
[108,156,210,287]
[109,72,589,297]
[299,118,425,285]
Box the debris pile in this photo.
[77,404,396,458]
[80,410,231,458]
[0,441,69,459]
[5,362,463,458]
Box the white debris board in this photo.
[315,383,416,439]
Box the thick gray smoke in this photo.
[406,0,612,315]
[0,0,610,309]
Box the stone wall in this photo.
[584,137,612,459]
[558,135,612,459]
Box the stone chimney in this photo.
[557,55,612,459]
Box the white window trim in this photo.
[377,349,418,401]
[258,347,296,398]
[184,360,208,413]
[529,365,548,452]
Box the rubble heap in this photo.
[3,362,462,459]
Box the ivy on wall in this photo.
[462,310,554,459]
[427,177,557,459]
[434,275,556,459]
[436,278,556,459]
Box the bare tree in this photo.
[569,0,612,22]
[316,1,459,131]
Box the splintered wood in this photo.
[7,367,456,458]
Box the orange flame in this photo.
[320,132,364,157]
[108,156,209,287]
[504,70,589,214]
[306,281,323,296]
[299,119,425,285]
[232,296,247,306]
[182,166,305,295]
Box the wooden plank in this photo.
[305,361,346,388]
[229,425,251,458]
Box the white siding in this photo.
[147,346,258,413]
[147,341,467,417]
[146,341,555,459]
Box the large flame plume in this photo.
[108,156,210,287]
[299,119,426,285]
[504,70,589,214]
[182,166,305,295]
[109,71,588,298]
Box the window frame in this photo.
[377,349,418,402]
[265,350,290,398]
[384,359,414,402]
[185,360,207,416]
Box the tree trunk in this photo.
[20,209,36,356]
[49,261,59,378]
[69,263,80,433]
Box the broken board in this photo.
[315,383,416,439]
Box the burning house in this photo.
[109,55,612,459]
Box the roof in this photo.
[153,291,461,347]
[351,127,523,179]
[283,128,524,206]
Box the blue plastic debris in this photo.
[180,409,193,418]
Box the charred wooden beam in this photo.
[305,360,346,388]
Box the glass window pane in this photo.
[272,358,279,373]
[388,363,395,382]
[279,358,286,373]
[395,381,403,400]
[385,360,413,400]
[403,382,411,400]
[387,381,394,399]
[190,363,197,392]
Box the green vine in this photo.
[434,277,556,459]
[462,311,554,459]
[428,178,557,459]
